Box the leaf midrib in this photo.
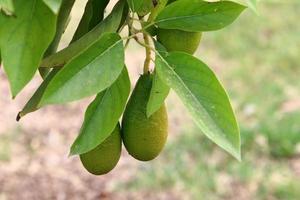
[156,52,231,144]
[156,5,242,25]
[81,90,109,140]
[45,37,123,102]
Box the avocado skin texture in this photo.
[157,28,202,54]
[121,74,168,161]
[80,125,122,175]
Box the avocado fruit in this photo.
[157,28,202,54]
[80,125,122,175]
[121,74,168,161]
[157,0,202,54]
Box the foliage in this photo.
[0,0,248,174]
[116,2,300,197]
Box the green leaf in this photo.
[43,0,63,14]
[18,2,126,120]
[147,0,168,22]
[70,67,130,155]
[247,0,258,13]
[17,69,60,120]
[88,0,110,28]
[147,43,170,117]
[233,0,258,13]
[147,71,170,117]
[0,0,14,15]
[39,33,124,106]
[39,0,76,79]
[41,0,126,68]
[127,0,153,16]
[155,0,246,32]
[155,51,241,160]
[71,0,110,42]
[0,0,57,97]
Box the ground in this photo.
[0,1,300,200]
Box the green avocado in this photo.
[157,28,202,54]
[121,74,168,161]
[80,125,122,175]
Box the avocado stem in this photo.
[132,36,155,52]
[143,32,151,74]
[138,16,152,74]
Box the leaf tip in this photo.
[69,139,86,157]
[227,133,241,161]
[11,86,22,100]
[233,150,242,162]
[146,105,153,118]
[146,112,152,118]
[68,150,76,157]
[69,147,79,157]
[16,112,22,121]
[69,144,79,157]
[228,140,241,161]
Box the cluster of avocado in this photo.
[80,0,202,176]
[80,74,168,175]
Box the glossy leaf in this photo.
[0,0,14,15]
[234,0,257,13]
[147,0,168,22]
[0,0,57,97]
[70,67,130,155]
[155,0,246,32]
[147,71,170,117]
[127,0,153,16]
[41,0,126,68]
[39,0,76,79]
[71,0,110,42]
[18,2,126,119]
[147,44,170,117]
[155,51,241,160]
[43,0,63,14]
[247,0,257,13]
[88,0,110,28]
[17,69,60,120]
[39,33,124,106]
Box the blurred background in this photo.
[1,1,300,199]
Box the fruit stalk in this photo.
[138,16,152,74]
[143,32,151,74]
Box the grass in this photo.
[117,1,300,199]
